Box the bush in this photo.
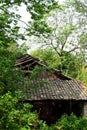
[0,92,38,130]
[77,67,87,87]
[52,114,87,130]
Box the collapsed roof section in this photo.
[15,54,71,80]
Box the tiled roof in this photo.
[21,79,87,101]
[16,54,87,101]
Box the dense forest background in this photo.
[0,0,87,129]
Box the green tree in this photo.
[0,2,23,47]
[32,49,83,78]
[60,51,83,78]
[26,0,86,72]
[25,0,60,36]
[65,0,87,59]
[0,1,41,107]
[32,48,60,68]
[0,0,28,95]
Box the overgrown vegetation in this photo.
[51,114,87,130]
[32,48,87,86]
[0,92,37,130]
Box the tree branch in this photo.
[0,6,31,28]
[15,18,31,28]
[60,35,68,54]
[67,46,80,53]
[50,38,61,56]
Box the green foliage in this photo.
[0,92,38,130]
[32,49,60,68]
[16,44,28,55]
[30,65,47,79]
[0,3,22,48]
[58,23,75,38]
[0,46,25,96]
[0,1,28,96]
[32,49,84,78]
[71,0,87,14]
[25,0,60,20]
[77,67,87,87]
[0,92,53,130]
[51,114,87,130]
[61,52,83,78]
[28,20,52,36]
[26,0,60,36]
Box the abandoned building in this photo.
[15,54,87,124]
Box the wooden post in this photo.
[83,102,87,117]
[69,100,72,115]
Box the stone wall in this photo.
[83,102,87,117]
